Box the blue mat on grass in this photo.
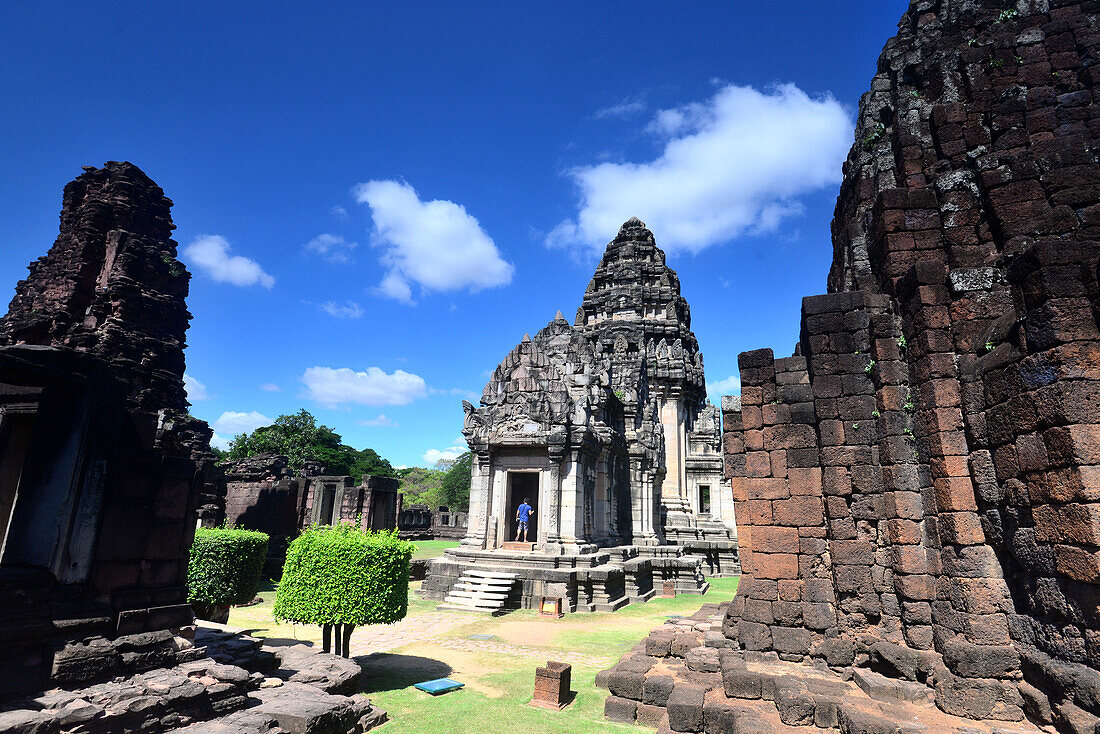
[414,678,464,695]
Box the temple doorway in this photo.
[506,471,538,543]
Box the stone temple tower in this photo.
[423,218,737,614]
[576,217,731,549]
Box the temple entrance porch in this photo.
[504,470,538,546]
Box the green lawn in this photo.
[227,575,739,734]
[411,540,460,560]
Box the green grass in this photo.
[411,540,460,560]
[227,575,740,733]
[369,666,638,734]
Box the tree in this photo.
[188,528,269,623]
[274,525,414,657]
[397,466,446,507]
[227,409,395,477]
[439,451,472,510]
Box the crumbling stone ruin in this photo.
[397,504,468,541]
[423,220,738,612]
[222,454,400,577]
[600,1,1100,732]
[0,163,384,733]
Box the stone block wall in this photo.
[716,0,1100,728]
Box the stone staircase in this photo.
[438,569,516,614]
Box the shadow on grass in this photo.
[354,652,453,694]
[252,636,314,648]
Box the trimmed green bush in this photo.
[274,525,414,656]
[188,527,269,606]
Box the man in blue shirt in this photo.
[515,498,533,542]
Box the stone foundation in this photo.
[421,545,709,613]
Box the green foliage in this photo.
[871,410,881,418]
[228,409,395,477]
[997,8,1019,21]
[274,525,414,627]
[896,334,907,350]
[398,452,472,511]
[985,341,995,353]
[861,122,886,150]
[398,466,447,506]
[989,57,1004,68]
[188,527,269,605]
[864,359,876,375]
[439,452,472,510]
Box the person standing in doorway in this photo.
[515,497,533,542]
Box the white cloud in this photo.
[354,180,513,303]
[211,433,232,451]
[358,414,397,427]
[377,270,414,305]
[183,373,212,401]
[308,300,364,319]
[423,438,468,465]
[212,410,272,437]
[183,235,275,288]
[260,382,281,392]
[708,374,742,401]
[547,83,852,256]
[305,233,357,263]
[331,205,349,220]
[302,366,428,408]
[595,94,647,119]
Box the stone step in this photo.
[453,579,513,590]
[443,597,500,610]
[436,602,506,615]
[451,584,510,597]
[464,569,517,580]
[446,589,509,602]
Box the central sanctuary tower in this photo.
[422,219,739,613]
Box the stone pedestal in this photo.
[530,661,572,710]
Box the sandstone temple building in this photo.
[422,218,739,612]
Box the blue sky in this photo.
[0,1,906,468]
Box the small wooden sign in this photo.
[539,596,563,618]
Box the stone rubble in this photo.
[0,627,385,734]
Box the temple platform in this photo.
[421,544,710,613]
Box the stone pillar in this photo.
[462,451,491,549]
[558,451,582,550]
[659,397,692,522]
[545,452,562,548]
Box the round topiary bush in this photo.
[274,525,415,656]
[188,527,269,622]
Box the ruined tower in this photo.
[601,1,1100,731]
[0,161,191,412]
[0,162,224,696]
